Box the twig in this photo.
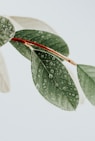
[12,37,77,66]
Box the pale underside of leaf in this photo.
[9,16,56,33]
[31,50,79,111]
[77,64,95,105]
[10,30,69,61]
[0,51,10,92]
[0,16,15,47]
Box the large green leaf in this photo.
[31,50,79,111]
[10,30,69,60]
[0,16,15,47]
[77,64,95,105]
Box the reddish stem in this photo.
[12,37,52,50]
[11,37,77,66]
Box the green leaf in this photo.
[31,50,79,111]
[0,16,15,47]
[77,64,95,105]
[10,30,69,60]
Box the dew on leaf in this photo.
[52,56,56,61]
[38,74,41,78]
[46,60,49,63]
[68,82,72,85]
[72,93,75,97]
[69,93,71,96]
[43,79,47,83]
[55,83,59,87]
[59,69,62,74]
[49,73,53,79]
[75,95,79,99]
[43,83,45,86]
[44,53,48,57]
[64,74,67,78]
[50,69,54,73]
[62,86,67,91]
[41,35,44,38]
[49,61,53,66]
[36,83,40,89]
[74,87,77,91]
[61,81,64,84]
[38,52,40,55]
[38,31,44,34]
[38,69,41,73]
[43,85,47,89]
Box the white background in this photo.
[0,0,95,141]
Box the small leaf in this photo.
[31,50,79,111]
[0,16,15,47]
[10,30,69,60]
[77,64,95,105]
[10,16,56,33]
[0,51,10,92]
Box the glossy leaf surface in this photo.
[32,50,79,110]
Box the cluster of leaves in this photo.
[0,16,95,111]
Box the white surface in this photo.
[0,0,95,141]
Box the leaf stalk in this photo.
[12,37,77,66]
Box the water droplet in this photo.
[43,85,47,89]
[70,98,73,101]
[50,69,54,73]
[72,93,75,97]
[76,95,79,99]
[38,52,41,56]
[49,73,53,79]
[74,87,77,91]
[55,83,59,87]
[59,69,62,74]
[64,75,67,78]
[38,74,40,78]
[53,63,56,66]
[52,56,56,61]
[46,60,49,63]
[43,83,45,86]
[41,35,44,38]
[44,54,48,59]
[61,81,64,84]
[49,61,53,66]
[73,99,76,102]
[56,73,59,76]
[36,83,40,89]
[69,93,71,96]
[68,82,72,85]
[62,86,67,90]
[44,79,47,83]
[41,54,44,58]
[38,31,43,34]
[38,69,41,73]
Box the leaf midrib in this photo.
[34,50,77,109]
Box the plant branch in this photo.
[12,37,77,66]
